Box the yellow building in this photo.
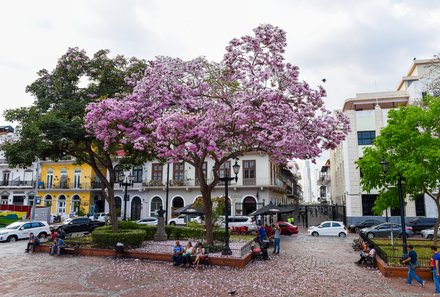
[36,160,106,217]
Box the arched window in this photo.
[115,196,122,217]
[44,194,52,207]
[171,196,184,218]
[71,195,81,215]
[132,166,143,183]
[57,195,66,214]
[242,196,257,216]
[150,196,163,217]
[131,196,142,220]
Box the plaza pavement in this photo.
[1,228,438,297]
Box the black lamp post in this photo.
[219,160,240,256]
[381,159,407,255]
[119,173,134,221]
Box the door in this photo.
[319,222,331,235]
[19,222,32,239]
[331,222,343,235]
[130,197,141,221]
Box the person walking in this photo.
[432,246,440,294]
[402,245,425,287]
[272,224,281,254]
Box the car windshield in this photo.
[63,218,73,224]
[5,222,22,229]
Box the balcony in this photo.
[0,180,34,187]
[243,178,256,185]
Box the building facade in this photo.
[108,154,302,221]
[331,58,440,224]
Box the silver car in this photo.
[421,227,440,240]
[361,222,414,239]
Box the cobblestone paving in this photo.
[1,229,438,297]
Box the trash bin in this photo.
[115,243,124,259]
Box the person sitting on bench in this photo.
[25,233,40,253]
[50,236,65,256]
[356,243,376,265]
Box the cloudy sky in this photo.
[1,0,440,196]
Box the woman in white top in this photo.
[182,242,194,267]
[193,243,205,270]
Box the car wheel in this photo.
[428,235,434,240]
[338,232,346,237]
[367,232,375,239]
[38,232,47,239]
[170,221,176,226]
[7,235,17,242]
[312,231,319,237]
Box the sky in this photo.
[1,0,440,197]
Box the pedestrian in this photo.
[287,216,295,225]
[258,225,267,242]
[257,214,262,226]
[402,245,425,287]
[432,246,440,294]
[272,224,281,254]
[25,233,40,253]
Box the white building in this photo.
[107,153,302,221]
[330,58,440,224]
[0,126,38,207]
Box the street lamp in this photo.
[119,172,134,221]
[381,159,407,255]
[219,159,240,256]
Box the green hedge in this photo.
[100,222,225,242]
[91,228,146,248]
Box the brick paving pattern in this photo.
[1,228,438,297]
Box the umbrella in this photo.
[172,203,205,215]
[249,202,295,216]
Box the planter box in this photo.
[34,244,253,268]
[376,255,432,278]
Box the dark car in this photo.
[54,217,105,234]
[360,222,414,239]
[348,219,383,233]
[272,222,298,235]
[406,217,437,233]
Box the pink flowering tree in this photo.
[86,24,350,244]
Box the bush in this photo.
[91,228,146,248]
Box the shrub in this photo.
[91,228,146,248]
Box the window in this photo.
[415,194,426,216]
[173,162,184,181]
[132,166,143,183]
[22,223,31,229]
[219,162,231,178]
[321,222,331,228]
[46,170,53,189]
[391,208,400,216]
[361,194,377,216]
[332,222,341,227]
[114,165,123,183]
[243,160,256,179]
[150,196,163,217]
[357,131,376,145]
[74,170,81,189]
[152,164,163,181]
[2,171,10,186]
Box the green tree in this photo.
[357,95,440,243]
[1,48,148,232]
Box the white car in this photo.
[89,212,107,222]
[0,221,51,242]
[307,221,347,237]
[136,217,158,225]
[218,216,257,232]
[421,227,440,240]
[168,214,202,225]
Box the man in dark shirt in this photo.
[25,233,40,253]
[402,245,425,287]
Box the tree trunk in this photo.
[201,188,214,245]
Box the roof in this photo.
[342,91,409,112]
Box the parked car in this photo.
[168,214,202,226]
[406,217,437,233]
[421,227,440,240]
[348,219,383,233]
[136,217,158,225]
[0,221,50,242]
[89,212,107,222]
[360,222,414,239]
[272,222,298,235]
[218,216,257,232]
[307,221,347,237]
[54,217,105,234]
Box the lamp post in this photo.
[381,159,407,255]
[219,160,240,256]
[165,163,170,225]
[119,172,134,221]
